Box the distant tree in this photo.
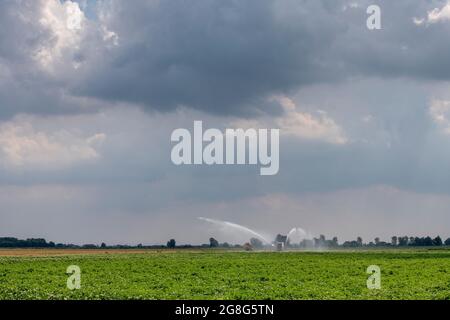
[342,240,359,248]
[26,238,48,248]
[445,238,450,246]
[374,237,380,246]
[221,242,230,248]
[332,237,338,247]
[209,237,219,248]
[243,242,253,251]
[423,236,433,246]
[357,237,363,247]
[313,235,326,248]
[391,236,398,246]
[250,237,264,249]
[398,236,408,246]
[0,238,17,247]
[433,236,443,246]
[167,239,176,248]
[82,244,97,249]
[101,242,107,248]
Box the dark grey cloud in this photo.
[70,0,450,115]
[3,0,450,118]
[71,0,345,116]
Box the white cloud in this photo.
[34,0,87,70]
[417,1,450,25]
[428,1,450,23]
[413,17,425,26]
[0,117,105,170]
[232,96,347,145]
[429,99,450,134]
[274,96,348,144]
[30,0,118,72]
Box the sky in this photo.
[1,0,450,245]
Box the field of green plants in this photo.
[0,249,449,300]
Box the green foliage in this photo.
[0,249,449,300]
[209,238,219,248]
[166,239,176,248]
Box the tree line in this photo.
[0,237,160,249]
[167,235,450,249]
[340,235,449,248]
[0,237,233,249]
[1,235,450,249]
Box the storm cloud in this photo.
[3,0,450,117]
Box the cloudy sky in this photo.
[1,0,450,245]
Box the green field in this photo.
[0,249,449,300]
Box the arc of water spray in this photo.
[198,217,271,244]
[286,227,310,243]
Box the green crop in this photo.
[0,249,449,300]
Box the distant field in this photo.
[0,248,449,299]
